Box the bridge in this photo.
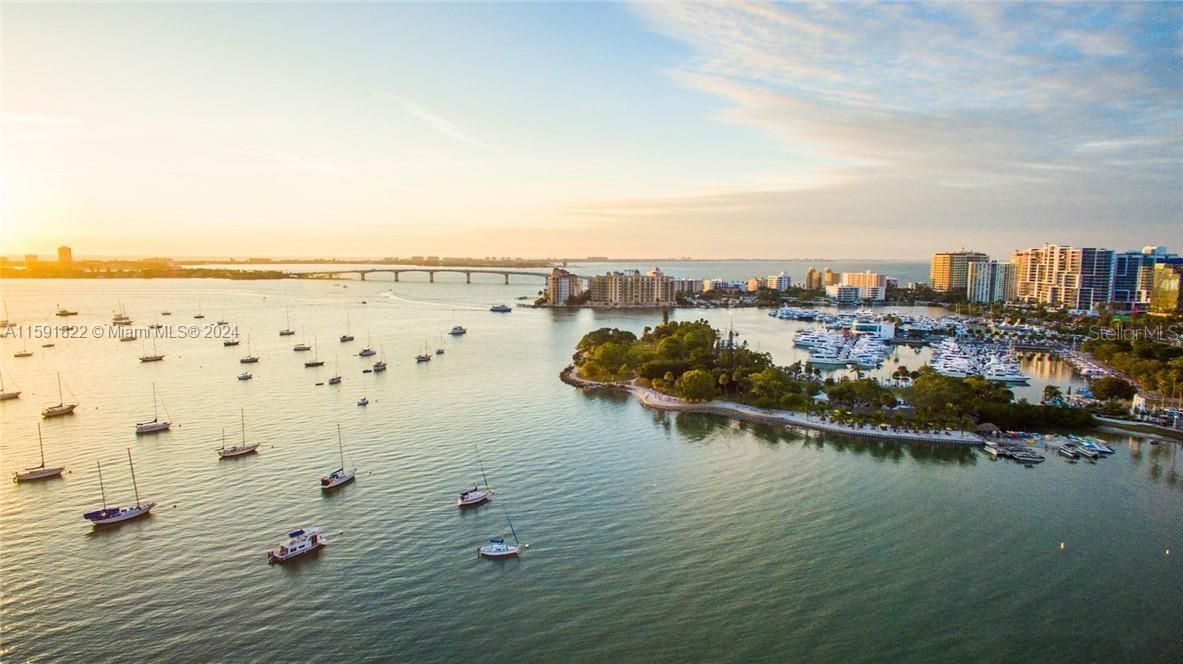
[298,267,590,284]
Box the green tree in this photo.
[675,369,718,402]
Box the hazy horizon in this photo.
[3,2,1180,259]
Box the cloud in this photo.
[391,95,489,148]
[234,144,368,181]
[632,2,1181,176]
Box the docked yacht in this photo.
[1057,444,1081,460]
[267,527,326,563]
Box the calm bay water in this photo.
[1,276,1180,662]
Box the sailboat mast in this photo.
[97,461,107,509]
[127,449,141,506]
[57,373,63,406]
[503,506,520,546]
[476,445,491,490]
[37,423,45,467]
[221,427,226,451]
[152,383,158,420]
[241,409,246,444]
[337,424,344,468]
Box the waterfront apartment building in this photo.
[767,272,791,291]
[930,249,989,292]
[671,278,703,296]
[57,246,73,265]
[822,268,840,287]
[825,285,863,305]
[589,267,675,306]
[1012,244,1116,310]
[1149,263,1183,315]
[703,278,745,293]
[805,267,822,290]
[840,270,887,289]
[966,261,1018,304]
[544,268,583,306]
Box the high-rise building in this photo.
[767,272,791,291]
[1149,263,1183,314]
[805,267,822,290]
[1011,244,1116,310]
[589,267,675,306]
[966,261,1018,303]
[930,249,989,292]
[24,254,38,265]
[825,285,863,304]
[840,271,887,289]
[822,268,840,286]
[544,268,583,306]
[57,246,73,264]
[1112,246,1180,309]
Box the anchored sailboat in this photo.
[304,337,325,367]
[339,313,354,343]
[0,368,20,400]
[457,445,493,508]
[218,410,260,458]
[41,373,78,418]
[138,335,165,362]
[12,424,65,482]
[320,424,356,491]
[135,383,171,434]
[328,355,342,385]
[240,336,259,364]
[478,505,523,559]
[82,450,155,526]
[279,309,295,337]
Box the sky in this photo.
[2,2,1180,260]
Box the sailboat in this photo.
[13,344,33,358]
[304,337,325,367]
[223,333,241,347]
[294,329,312,352]
[328,355,342,384]
[478,506,522,558]
[358,332,376,357]
[239,336,259,364]
[457,445,493,507]
[218,410,260,458]
[216,311,229,325]
[339,313,354,343]
[279,309,295,337]
[135,383,171,434]
[435,334,445,355]
[0,368,20,400]
[82,450,155,526]
[372,346,387,373]
[41,373,78,418]
[138,335,165,362]
[193,301,205,319]
[56,304,79,317]
[320,424,356,490]
[12,424,65,482]
[415,340,431,363]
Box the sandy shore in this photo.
[560,365,984,446]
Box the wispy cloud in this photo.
[390,95,489,148]
[234,144,368,181]
[632,1,1182,188]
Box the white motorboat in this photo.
[489,304,512,313]
[449,326,467,336]
[356,396,369,407]
[12,424,65,482]
[238,371,253,380]
[82,450,155,526]
[267,527,326,563]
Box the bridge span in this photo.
[299,267,590,285]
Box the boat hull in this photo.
[0,391,21,400]
[321,471,356,490]
[85,503,155,526]
[13,466,65,482]
[42,404,77,418]
[219,444,259,458]
[478,545,520,558]
[135,422,171,434]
